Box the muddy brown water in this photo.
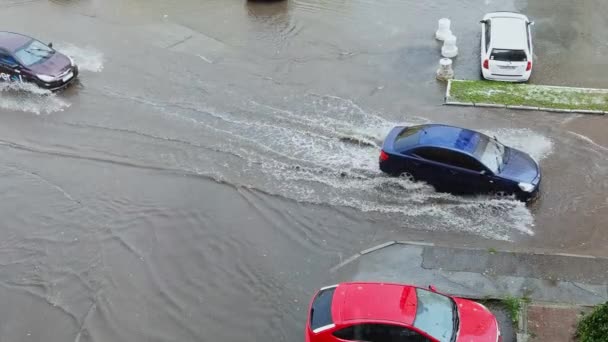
[0,0,606,341]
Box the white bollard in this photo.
[435,18,452,41]
[436,58,454,81]
[441,34,458,58]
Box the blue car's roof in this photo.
[419,125,481,153]
[391,124,484,155]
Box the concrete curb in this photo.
[445,101,474,107]
[360,241,396,255]
[330,240,605,273]
[445,79,452,102]
[444,101,607,115]
[329,241,397,273]
[538,107,572,113]
[517,301,530,342]
[474,103,507,108]
[506,105,540,111]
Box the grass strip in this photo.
[448,80,608,112]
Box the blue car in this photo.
[379,124,541,201]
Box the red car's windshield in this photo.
[413,289,457,342]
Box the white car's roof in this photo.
[483,11,530,21]
[488,16,529,51]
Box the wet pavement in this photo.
[0,0,607,341]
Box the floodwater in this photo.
[0,0,606,341]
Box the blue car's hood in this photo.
[499,148,540,184]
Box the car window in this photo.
[485,20,491,51]
[13,40,54,67]
[0,53,18,66]
[332,323,431,342]
[527,26,532,51]
[413,289,456,342]
[473,137,505,173]
[310,287,336,331]
[453,154,484,172]
[394,125,425,153]
[413,147,484,172]
[490,49,527,62]
[412,147,449,164]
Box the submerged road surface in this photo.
[0,0,606,341]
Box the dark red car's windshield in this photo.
[14,40,54,66]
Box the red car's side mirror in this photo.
[428,285,438,292]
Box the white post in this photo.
[441,34,458,58]
[436,58,454,81]
[435,18,452,41]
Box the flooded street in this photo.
[0,0,606,341]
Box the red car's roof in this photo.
[332,282,418,325]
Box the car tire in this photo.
[492,190,512,198]
[399,171,416,182]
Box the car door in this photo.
[332,323,434,342]
[409,147,456,192]
[0,51,22,82]
[443,151,494,194]
[411,147,493,194]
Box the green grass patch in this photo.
[502,296,523,324]
[448,80,608,111]
[577,302,608,342]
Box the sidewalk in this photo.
[330,241,608,341]
[526,304,592,342]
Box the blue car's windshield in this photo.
[475,136,505,173]
[413,289,456,342]
[14,40,54,67]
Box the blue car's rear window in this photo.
[310,287,336,330]
[394,126,424,152]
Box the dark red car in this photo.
[0,31,78,91]
[306,282,501,342]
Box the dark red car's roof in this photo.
[332,282,418,325]
[0,32,32,52]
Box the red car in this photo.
[306,282,501,342]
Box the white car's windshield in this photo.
[413,289,456,342]
[14,40,54,66]
[475,136,506,173]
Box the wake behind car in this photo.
[379,124,541,201]
[306,282,501,342]
[480,12,534,82]
[0,32,78,91]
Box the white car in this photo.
[480,12,534,82]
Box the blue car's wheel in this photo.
[399,171,416,182]
[493,190,512,198]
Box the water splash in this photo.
[91,89,538,241]
[163,95,536,241]
[56,43,104,72]
[483,128,554,162]
[0,82,70,114]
